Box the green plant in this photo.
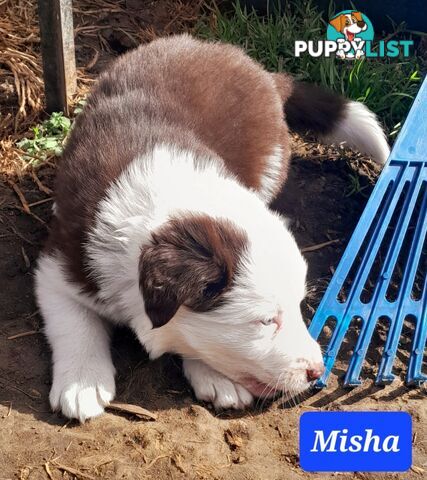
[197,1,423,134]
[17,111,72,164]
[345,172,370,197]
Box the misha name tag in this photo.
[300,411,412,472]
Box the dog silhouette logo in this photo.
[327,10,374,59]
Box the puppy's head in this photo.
[139,211,323,399]
[329,12,367,38]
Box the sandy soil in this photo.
[0,144,425,480]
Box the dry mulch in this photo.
[0,0,205,176]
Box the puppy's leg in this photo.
[183,359,253,410]
[35,255,116,422]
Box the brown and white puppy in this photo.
[35,35,389,422]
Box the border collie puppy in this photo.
[35,35,389,422]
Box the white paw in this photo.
[50,367,116,422]
[183,359,253,410]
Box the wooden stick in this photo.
[52,462,95,480]
[21,246,31,269]
[44,463,55,480]
[8,330,39,340]
[28,197,53,208]
[8,181,30,214]
[301,239,340,253]
[31,170,53,194]
[37,0,77,114]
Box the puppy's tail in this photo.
[275,75,390,164]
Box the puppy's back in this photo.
[49,35,289,289]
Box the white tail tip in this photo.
[323,101,390,165]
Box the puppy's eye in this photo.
[345,19,350,25]
[261,318,275,326]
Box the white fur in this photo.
[35,144,323,420]
[258,144,284,202]
[35,256,116,422]
[323,101,390,164]
[183,359,254,409]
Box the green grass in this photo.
[17,111,72,164]
[197,1,423,134]
[345,172,370,197]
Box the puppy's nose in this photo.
[306,363,325,382]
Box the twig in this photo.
[31,170,52,194]
[2,401,12,418]
[301,239,340,253]
[15,205,47,225]
[7,224,35,245]
[44,462,54,480]
[27,197,53,208]
[51,462,95,480]
[0,380,40,399]
[411,465,425,475]
[21,246,30,268]
[58,420,72,432]
[8,180,30,214]
[145,455,169,470]
[8,330,39,340]
[85,49,99,70]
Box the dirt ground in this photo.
[0,1,426,479]
[1,144,426,480]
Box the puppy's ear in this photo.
[353,11,363,22]
[139,215,247,328]
[329,14,345,33]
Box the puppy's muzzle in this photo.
[306,362,325,382]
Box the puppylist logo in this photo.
[295,10,413,60]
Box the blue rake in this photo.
[309,78,427,388]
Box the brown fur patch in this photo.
[139,215,248,328]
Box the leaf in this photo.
[106,402,157,420]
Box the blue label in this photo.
[300,412,412,472]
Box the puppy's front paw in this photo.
[183,359,253,410]
[50,367,116,422]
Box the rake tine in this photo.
[376,174,427,384]
[318,313,354,387]
[345,164,426,386]
[406,275,427,385]
[346,166,414,303]
[310,78,427,388]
